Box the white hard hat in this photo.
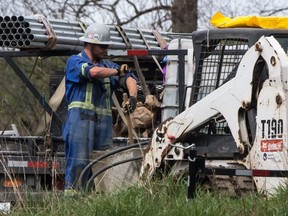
[79,23,112,45]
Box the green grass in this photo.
[9,179,288,216]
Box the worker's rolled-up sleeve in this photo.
[66,55,94,82]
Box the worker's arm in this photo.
[89,66,118,78]
[89,63,131,79]
[121,75,138,114]
[126,77,137,97]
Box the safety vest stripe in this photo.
[78,52,88,77]
[68,102,112,115]
[86,82,93,103]
[104,78,110,108]
[81,63,88,76]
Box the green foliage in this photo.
[0,56,67,135]
[9,179,288,216]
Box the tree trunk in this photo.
[171,0,198,32]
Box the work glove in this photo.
[122,96,137,114]
[116,64,129,77]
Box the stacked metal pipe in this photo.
[0,15,171,51]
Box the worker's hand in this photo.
[122,96,137,114]
[117,64,129,77]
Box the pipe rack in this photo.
[0,15,172,51]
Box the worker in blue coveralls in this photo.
[63,23,138,191]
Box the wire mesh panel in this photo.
[193,38,248,103]
[192,38,249,134]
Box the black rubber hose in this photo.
[79,141,149,189]
[85,155,143,192]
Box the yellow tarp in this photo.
[210,11,288,29]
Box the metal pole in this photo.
[187,147,197,199]
[123,93,134,144]
[178,52,185,113]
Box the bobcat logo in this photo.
[155,128,165,143]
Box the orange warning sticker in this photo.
[260,139,283,152]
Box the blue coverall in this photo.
[63,50,133,189]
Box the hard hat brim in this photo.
[79,36,112,45]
